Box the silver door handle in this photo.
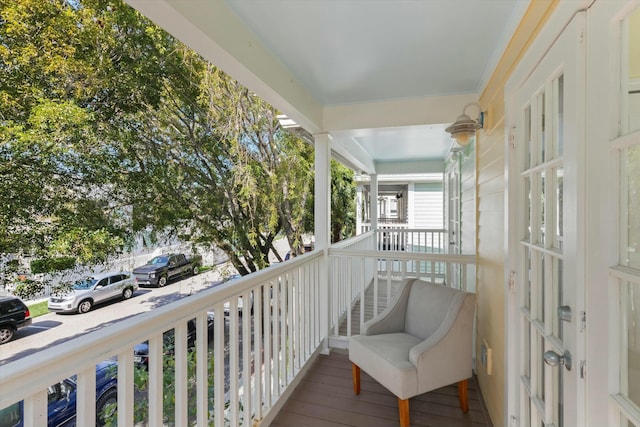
[544,350,572,371]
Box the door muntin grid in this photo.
[519,70,567,427]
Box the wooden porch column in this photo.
[370,173,378,246]
[314,132,332,354]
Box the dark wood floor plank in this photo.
[270,410,353,427]
[269,352,492,427]
[283,400,402,427]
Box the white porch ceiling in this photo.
[125,0,528,173]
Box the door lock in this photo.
[558,305,572,322]
[544,349,572,371]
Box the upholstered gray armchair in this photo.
[348,278,476,427]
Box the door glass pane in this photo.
[525,105,532,169]
[537,252,545,322]
[525,176,532,241]
[622,280,640,409]
[553,258,564,339]
[537,332,545,400]
[554,364,564,427]
[554,167,564,250]
[624,145,640,269]
[623,7,640,134]
[525,247,532,310]
[537,172,546,246]
[538,92,546,164]
[524,320,531,379]
[556,74,564,157]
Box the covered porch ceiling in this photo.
[125,0,528,174]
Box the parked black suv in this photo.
[0,296,32,344]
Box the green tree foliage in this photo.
[114,47,315,274]
[331,160,356,243]
[0,0,156,260]
[30,256,76,274]
[125,347,217,426]
[0,0,326,273]
[12,279,46,300]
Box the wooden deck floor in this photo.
[270,350,492,427]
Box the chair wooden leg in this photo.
[398,398,410,427]
[352,363,361,395]
[458,379,469,413]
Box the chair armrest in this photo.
[408,293,476,391]
[362,278,415,336]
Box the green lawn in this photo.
[28,300,49,318]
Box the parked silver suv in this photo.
[48,272,138,314]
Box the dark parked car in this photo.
[0,296,32,344]
[0,360,118,427]
[133,253,202,287]
[134,312,215,369]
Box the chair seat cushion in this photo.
[349,332,422,399]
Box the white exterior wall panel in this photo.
[412,183,444,229]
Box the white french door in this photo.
[508,13,586,427]
[586,1,640,426]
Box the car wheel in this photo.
[96,387,117,426]
[122,287,133,299]
[0,326,14,344]
[192,265,199,276]
[78,299,93,314]
[158,275,167,287]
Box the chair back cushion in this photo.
[404,280,463,340]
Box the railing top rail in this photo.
[327,248,476,264]
[374,228,446,233]
[330,230,375,249]
[0,251,323,408]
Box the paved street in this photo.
[0,266,233,365]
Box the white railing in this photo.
[328,232,475,348]
[359,222,411,235]
[331,230,375,251]
[0,228,471,426]
[376,228,447,253]
[0,252,323,427]
[358,223,371,234]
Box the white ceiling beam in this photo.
[323,93,479,132]
[330,136,376,175]
[375,160,445,175]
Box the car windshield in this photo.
[73,278,98,290]
[149,256,168,265]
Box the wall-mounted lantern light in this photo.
[445,102,484,146]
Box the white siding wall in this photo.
[411,183,444,229]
